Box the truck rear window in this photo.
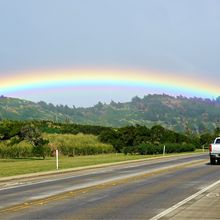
[216,139,220,144]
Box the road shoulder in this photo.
[153,180,220,219]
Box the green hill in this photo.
[0,96,67,121]
[0,94,220,133]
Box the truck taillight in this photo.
[209,144,212,152]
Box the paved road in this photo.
[1,153,217,219]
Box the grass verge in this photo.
[0,150,206,177]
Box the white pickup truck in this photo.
[209,137,220,164]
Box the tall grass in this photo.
[43,133,114,156]
[0,140,33,158]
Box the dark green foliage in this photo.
[20,124,49,159]
[123,143,195,155]
[28,120,112,136]
[199,133,215,148]
[98,129,123,152]
[0,120,23,140]
[99,124,192,152]
[59,123,112,135]
[215,127,220,136]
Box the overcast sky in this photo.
[0,0,219,106]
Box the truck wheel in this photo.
[210,157,216,165]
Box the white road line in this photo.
[150,179,220,220]
[87,195,108,203]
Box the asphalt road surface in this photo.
[1,153,218,220]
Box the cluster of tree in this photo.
[31,120,112,135]
[0,120,112,138]
[0,121,49,159]
[99,124,220,153]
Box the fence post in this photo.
[56,149,59,170]
[163,145,166,156]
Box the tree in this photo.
[0,120,22,140]
[200,133,213,148]
[99,129,123,152]
[215,127,220,136]
[150,125,165,143]
[20,125,49,159]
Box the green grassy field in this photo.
[0,150,206,177]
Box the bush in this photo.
[123,143,195,155]
[0,140,33,158]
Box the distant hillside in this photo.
[0,94,220,133]
[0,96,67,122]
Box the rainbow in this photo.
[0,68,219,98]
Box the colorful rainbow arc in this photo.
[0,69,219,98]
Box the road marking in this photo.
[87,195,107,202]
[119,170,133,174]
[150,179,220,220]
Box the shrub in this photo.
[123,143,195,155]
[0,140,33,158]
